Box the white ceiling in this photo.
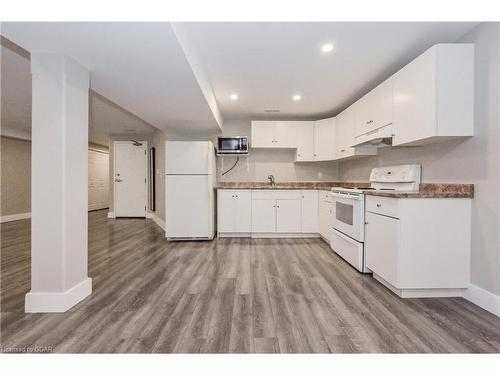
[1,22,223,134]
[1,45,157,146]
[182,22,478,119]
[1,22,479,139]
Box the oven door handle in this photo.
[331,192,363,201]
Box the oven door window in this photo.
[336,201,354,226]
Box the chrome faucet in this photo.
[268,174,276,187]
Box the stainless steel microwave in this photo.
[217,136,249,154]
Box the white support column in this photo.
[25,54,91,313]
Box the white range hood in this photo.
[353,124,393,147]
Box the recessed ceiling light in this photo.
[230,94,238,100]
[321,43,334,53]
[293,94,302,101]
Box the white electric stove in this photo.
[330,164,421,273]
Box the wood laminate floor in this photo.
[1,210,499,353]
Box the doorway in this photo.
[113,141,148,217]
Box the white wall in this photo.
[216,119,339,182]
[339,23,500,299]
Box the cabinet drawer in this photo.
[251,189,301,200]
[366,196,399,218]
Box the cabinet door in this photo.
[356,79,393,136]
[335,108,355,159]
[276,199,301,233]
[234,190,252,232]
[318,196,332,239]
[392,48,436,146]
[251,199,276,232]
[313,117,335,161]
[371,78,393,130]
[295,122,314,161]
[301,190,318,233]
[365,211,400,286]
[217,190,236,232]
[274,121,297,148]
[251,121,275,148]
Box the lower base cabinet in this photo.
[365,211,399,286]
[275,199,301,233]
[251,198,276,233]
[318,191,333,241]
[365,195,471,297]
[218,189,321,237]
[217,190,252,233]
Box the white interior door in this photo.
[114,141,147,217]
[88,149,110,211]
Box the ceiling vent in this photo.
[264,109,280,113]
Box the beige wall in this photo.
[216,119,339,182]
[0,136,31,216]
[339,23,500,297]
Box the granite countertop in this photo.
[216,182,474,198]
[364,183,474,199]
[215,181,370,190]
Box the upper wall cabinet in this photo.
[313,117,336,161]
[251,121,297,148]
[335,104,377,160]
[355,78,394,138]
[392,44,474,146]
[295,121,315,161]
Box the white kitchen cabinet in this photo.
[295,121,314,161]
[274,121,298,148]
[251,121,297,148]
[251,198,276,233]
[276,199,302,233]
[364,195,471,297]
[365,211,399,286]
[392,44,474,146]
[218,189,321,238]
[355,78,393,137]
[313,117,335,161]
[335,105,377,160]
[250,190,303,235]
[217,189,252,234]
[318,190,333,241]
[251,121,275,148]
[301,190,318,233]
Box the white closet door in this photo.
[88,149,110,211]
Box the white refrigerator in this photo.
[165,141,216,240]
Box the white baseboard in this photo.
[373,274,465,298]
[463,283,500,317]
[147,212,165,231]
[107,212,115,219]
[0,212,31,223]
[25,277,92,313]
